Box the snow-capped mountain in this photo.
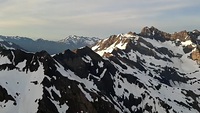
[59,35,99,47]
[0,35,99,54]
[0,27,200,113]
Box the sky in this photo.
[0,0,200,40]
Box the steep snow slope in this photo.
[0,50,45,113]
[0,49,117,113]
[91,27,200,112]
[0,27,200,113]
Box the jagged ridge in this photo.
[0,27,200,113]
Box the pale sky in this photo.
[0,0,200,40]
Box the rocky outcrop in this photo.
[191,49,200,64]
[140,26,200,43]
[0,85,15,104]
[171,30,190,41]
[140,26,171,42]
[139,26,200,64]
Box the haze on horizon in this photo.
[0,0,199,40]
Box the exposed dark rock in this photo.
[0,85,15,103]
[155,66,190,86]
[140,26,170,42]
[0,27,200,113]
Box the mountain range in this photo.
[0,35,99,54]
[0,26,200,113]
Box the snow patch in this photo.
[78,84,93,102]
[181,40,193,46]
[0,55,11,65]
[123,33,134,38]
[0,63,45,113]
[99,69,107,80]
[51,99,69,113]
[56,61,100,94]
[98,61,104,68]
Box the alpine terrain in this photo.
[0,26,200,113]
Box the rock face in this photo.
[0,27,200,113]
[191,49,200,64]
[140,26,171,42]
[140,26,200,63]
[140,26,200,43]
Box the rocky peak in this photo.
[140,26,162,35]
[170,30,200,46]
[92,27,200,65]
[192,29,200,34]
[127,31,136,36]
[59,35,100,46]
[74,46,102,60]
[140,26,200,42]
[171,30,190,41]
[92,33,139,56]
[140,26,171,42]
[140,26,151,35]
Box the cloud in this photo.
[0,0,200,39]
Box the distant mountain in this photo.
[0,38,25,50]
[59,35,100,48]
[0,27,200,113]
[0,35,100,54]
